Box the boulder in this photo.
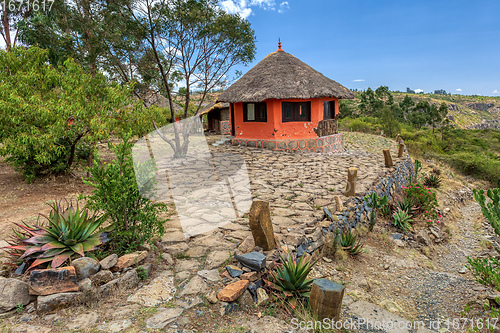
[99,254,118,270]
[0,278,32,312]
[78,278,92,293]
[111,251,148,271]
[217,280,250,302]
[249,201,276,251]
[89,270,114,286]
[234,252,266,271]
[72,257,100,280]
[37,292,83,313]
[29,267,79,296]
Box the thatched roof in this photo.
[199,102,230,116]
[217,49,354,103]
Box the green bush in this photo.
[403,183,438,213]
[473,188,500,237]
[467,255,500,291]
[82,134,167,255]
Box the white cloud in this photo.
[278,1,289,13]
[493,89,499,94]
[220,0,287,18]
[352,79,364,82]
[414,88,424,93]
[456,88,462,92]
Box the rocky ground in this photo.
[0,132,497,333]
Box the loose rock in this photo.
[72,257,100,280]
[99,254,118,270]
[29,267,79,296]
[217,280,250,302]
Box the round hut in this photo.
[216,42,354,153]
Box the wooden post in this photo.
[398,141,405,158]
[395,134,401,143]
[383,149,393,167]
[249,201,276,251]
[334,195,344,212]
[343,167,357,197]
[310,278,345,321]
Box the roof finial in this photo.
[277,38,283,51]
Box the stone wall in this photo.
[231,133,344,154]
[297,147,415,256]
[337,150,414,229]
[220,121,231,135]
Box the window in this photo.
[282,102,311,122]
[323,101,335,120]
[243,102,267,122]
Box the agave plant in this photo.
[392,208,413,232]
[267,253,316,307]
[334,228,364,255]
[4,201,109,272]
[424,174,441,188]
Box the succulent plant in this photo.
[392,208,413,232]
[267,253,316,306]
[334,228,364,255]
[4,200,108,272]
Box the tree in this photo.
[339,99,356,119]
[19,0,256,158]
[379,106,400,137]
[408,100,430,129]
[1,1,35,51]
[0,47,162,182]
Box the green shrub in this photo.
[83,134,167,255]
[4,200,108,271]
[403,183,438,213]
[423,209,442,226]
[467,255,500,291]
[392,209,413,231]
[473,188,500,236]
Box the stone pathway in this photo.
[153,132,401,254]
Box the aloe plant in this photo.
[474,188,500,237]
[392,208,413,232]
[334,228,364,255]
[267,253,316,306]
[4,201,108,271]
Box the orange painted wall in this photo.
[232,97,339,140]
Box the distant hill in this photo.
[350,91,500,130]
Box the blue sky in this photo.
[220,0,500,96]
